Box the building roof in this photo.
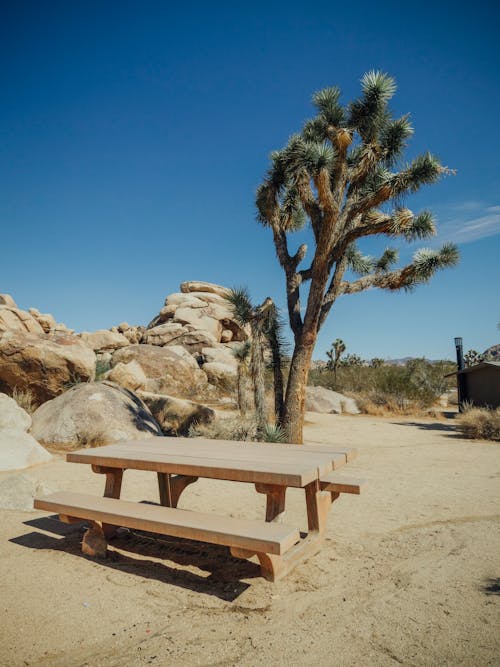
[446,361,500,377]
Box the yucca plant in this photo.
[256,71,459,443]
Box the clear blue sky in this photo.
[1,1,499,361]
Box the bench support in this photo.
[255,483,286,523]
[92,466,124,538]
[157,473,199,508]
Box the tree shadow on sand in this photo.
[481,578,500,596]
[11,515,258,601]
[390,421,463,439]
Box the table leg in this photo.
[91,465,123,538]
[157,473,198,508]
[254,483,287,522]
[304,479,331,536]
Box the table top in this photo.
[66,437,351,488]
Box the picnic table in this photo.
[35,437,366,581]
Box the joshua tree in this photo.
[226,288,284,436]
[232,340,252,416]
[326,338,346,379]
[256,71,459,443]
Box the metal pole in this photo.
[454,337,466,412]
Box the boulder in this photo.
[221,329,233,343]
[29,308,57,334]
[30,381,162,446]
[106,361,147,391]
[165,293,207,308]
[0,393,52,472]
[0,306,44,335]
[173,307,222,340]
[138,391,215,436]
[0,474,53,511]
[111,344,208,398]
[0,393,32,431]
[305,386,360,415]
[142,322,185,346]
[117,322,130,333]
[201,346,238,368]
[0,331,96,405]
[202,362,237,389]
[0,429,52,471]
[0,294,17,308]
[80,329,130,351]
[122,326,144,344]
[180,281,230,298]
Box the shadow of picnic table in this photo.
[11,514,257,601]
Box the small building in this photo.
[448,362,500,409]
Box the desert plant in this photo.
[326,338,346,380]
[232,340,252,417]
[256,71,459,442]
[458,407,500,441]
[226,288,287,433]
[75,428,111,448]
[11,387,35,414]
[262,423,287,443]
[188,416,257,442]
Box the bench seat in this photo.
[34,491,300,557]
[319,473,367,495]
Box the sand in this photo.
[0,412,499,666]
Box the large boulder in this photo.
[202,362,237,390]
[201,346,238,368]
[106,360,147,391]
[30,381,162,446]
[0,331,96,405]
[0,294,17,308]
[147,283,248,345]
[306,386,360,415]
[0,306,44,335]
[29,308,57,334]
[180,281,230,298]
[173,307,222,340]
[0,393,52,472]
[111,344,208,398]
[80,329,130,352]
[0,473,53,511]
[138,391,215,436]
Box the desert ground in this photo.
[1,412,499,667]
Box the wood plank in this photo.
[319,474,368,495]
[67,447,323,487]
[99,440,337,476]
[34,492,300,556]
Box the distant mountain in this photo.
[483,344,500,360]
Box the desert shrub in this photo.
[457,407,500,441]
[262,423,287,442]
[189,416,257,442]
[309,358,455,412]
[11,387,36,414]
[75,428,111,448]
[95,358,111,381]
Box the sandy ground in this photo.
[0,412,499,667]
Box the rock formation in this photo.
[0,393,52,471]
[0,331,96,405]
[30,381,162,446]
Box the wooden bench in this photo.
[34,491,301,581]
[319,472,368,497]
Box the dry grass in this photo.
[11,387,36,414]
[457,407,500,442]
[189,415,257,441]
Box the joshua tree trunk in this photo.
[236,365,251,417]
[283,331,317,443]
[250,325,267,437]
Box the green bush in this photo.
[309,358,455,410]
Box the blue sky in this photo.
[1,1,499,361]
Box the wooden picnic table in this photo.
[35,438,365,581]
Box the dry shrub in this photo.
[11,387,36,414]
[75,428,112,448]
[352,392,426,416]
[189,416,257,442]
[458,407,500,442]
